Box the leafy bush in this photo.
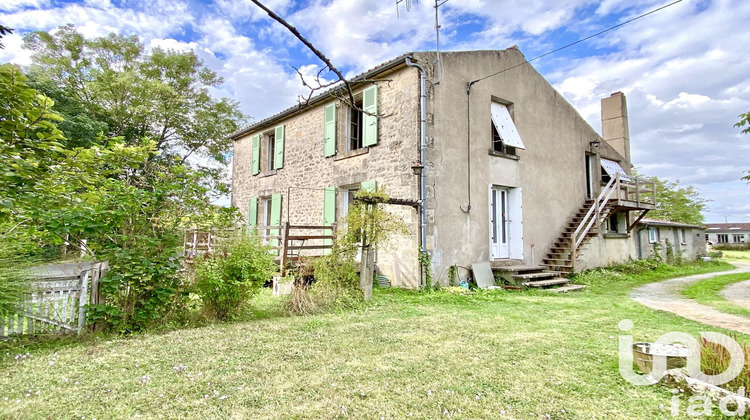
[194,232,276,320]
[309,243,362,309]
[88,242,184,333]
[0,266,29,318]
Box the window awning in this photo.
[600,158,631,181]
[491,102,525,150]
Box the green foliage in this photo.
[306,242,362,311]
[193,232,276,320]
[448,265,458,286]
[647,176,707,225]
[0,63,244,332]
[344,188,408,247]
[23,25,247,161]
[287,188,408,315]
[573,256,731,294]
[736,111,750,135]
[0,266,29,318]
[700,335,750,393]
[737,112,750,181]
[88,245,183,332]
[418,250,435,290]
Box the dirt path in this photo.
[630,262,750,335]
[721,275,750,310]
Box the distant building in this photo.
[705,223,750,247]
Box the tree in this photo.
[23,25,246,162]
[0,64,241,332]
[736,111,750,181]
[0,25,12,49]
[647,176,707,226]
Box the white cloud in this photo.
[214,0,293,22]
[1,0,748,221]
[0,0,193,39]
[0,0,50,13]
[0,33,33,65]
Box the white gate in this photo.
[0,262,107,336]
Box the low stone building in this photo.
[634,218,707,261]
[231,48,663,288]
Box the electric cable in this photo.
[468,0,685,87]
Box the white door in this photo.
[490,186,510,259]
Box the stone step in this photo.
[512,271,562,281]
[523,278,570,288]
[489,259,525,268]
[491,264,546,274]
[546,284,586,293]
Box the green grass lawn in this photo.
[719,249,750,262]
[0,260,743,419]
[682,272,750,319]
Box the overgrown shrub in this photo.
[194,232,276,320]
[286,187,406,315]
[285,283,317,315]
[285,242,362,315]
[88,241,184,333]
[700,335,750,393]
[310,243,362,309]
[0,266,29,318]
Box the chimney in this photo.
[601,92,630,164]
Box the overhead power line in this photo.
[468,0,684,87]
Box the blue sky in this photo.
[2,0,749,222]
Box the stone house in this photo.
[231,48,660,288]
[705,223,750,247]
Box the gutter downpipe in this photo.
[405,56,428,282]
[637,225,648,259]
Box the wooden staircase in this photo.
[542,200,615,274]
[491,261,585,292]
[542,172,656,274]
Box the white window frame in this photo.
[679,228,686,244]
[347,95,365,152]
[648,227,659,244]
[260,197,273,244]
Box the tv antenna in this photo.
[396,0,448,83]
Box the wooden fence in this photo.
[0,262,107,337]
[183,224,336,276]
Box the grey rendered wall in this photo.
[416,49,620,279]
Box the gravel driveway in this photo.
[630,262,750,334]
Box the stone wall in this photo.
[232,64,423,287]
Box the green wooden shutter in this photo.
[251,134,260,175]
[323,103,336,157]
[274,125,284,169]
[362,85,378,147]
[270,194,282,247]
[248,197,258,226]
[323,187,336,247]
[361,180,376,192]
